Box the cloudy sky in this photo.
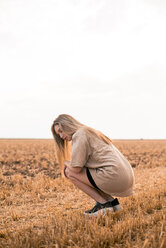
[0,0,166,139]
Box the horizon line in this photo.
[0,138,166,141]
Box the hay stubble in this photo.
[0,139,165,248]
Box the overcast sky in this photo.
[0,0,166,139]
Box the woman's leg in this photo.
[98,190,114,201]
[65,167,114,203]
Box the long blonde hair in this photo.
[51,114,112,174]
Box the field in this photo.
[0,139,166,248]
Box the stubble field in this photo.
[0,139,166,248]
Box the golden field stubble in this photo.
[0,139,165,248]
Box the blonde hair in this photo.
[51,114,112,174]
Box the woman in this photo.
[51,114,135,216]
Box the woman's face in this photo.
[54,124,72,141]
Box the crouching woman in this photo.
[51,114,135,216]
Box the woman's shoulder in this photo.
[72,127,88,140]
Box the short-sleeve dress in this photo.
[70,128,135,197]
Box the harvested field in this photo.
[0,139,166,248]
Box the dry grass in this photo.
[0,139,166,248]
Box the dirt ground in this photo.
[0,139,166,248]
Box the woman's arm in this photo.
[68,167,82,173]
[64,160,82,173]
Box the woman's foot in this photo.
[84,198,122,216]
[110,198,122,212]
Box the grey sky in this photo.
[0,0,166,139]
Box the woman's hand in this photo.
[63,160,70,178]
[63,164,68,178]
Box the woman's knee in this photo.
[65,167,82,181]
[65,167,75,179]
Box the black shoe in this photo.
[84,201,114,216]
[110,198,122,212]
[84,198,122,216]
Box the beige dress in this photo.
[70,128,135,197]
